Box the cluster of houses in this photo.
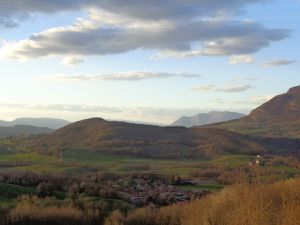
[95,176,210,207]
[248,155,267,166]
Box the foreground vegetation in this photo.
[0,175,299,225]
[1,137,300,225]
[105,177,300,225]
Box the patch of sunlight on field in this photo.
[211,155,255,167]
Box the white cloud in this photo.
[47,71,201,81]
[220,84,253,92]
[250,94,275,104]
[193,84,253,93]
[231,76,258,82]
[261,59,297,67]
[210,94,275,106]
[152,49,204,59]
[229,55,255,64]
[61,56,84,66]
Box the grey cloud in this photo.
[261,59,297,67]
[0,17,19,28]
[0,0,268,27]
[48,71,200,81]
[0,20,289,59]
[199,27,288,56]
[0,0,288,60]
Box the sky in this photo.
[0,0,299,124]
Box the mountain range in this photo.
[0,118,70,130]
[0,125,53,138]
[170,111,246,127]
[4,85,300,159]
[210,85,300,138]
[32,118,267,159]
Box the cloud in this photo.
[193,85,216,92]
[0,103,247,124]
[0,17,19,28]
[0,0,271,27]
[250,94,275,104]
[211,94,275,106]
[218,84,253,92]
[193,84,253,93]
[231,76,258,82]
[0,1,289,60]
[47,71,201,81]
[261,59,297,67]
[229,55,255,64]
[0,20,288,60]
[61,56,84,66]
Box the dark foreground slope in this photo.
[33,118,300,159]
[210,85,300,138]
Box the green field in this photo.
[0,148,299,214]
[0,149,299,179]
[210,155,255,168]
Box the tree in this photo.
[36,182,54,197]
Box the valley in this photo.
[1,1,299,224]
[0,86,300,225]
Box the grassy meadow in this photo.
[0,148,258,176]
[1,147,299,188]
[0,143,300,225]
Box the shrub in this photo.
[105,178,300,225]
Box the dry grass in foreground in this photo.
[106,177,300,225]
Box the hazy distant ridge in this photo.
[171,111,246,127]
[0,118,70,129]
[0,125,53,138]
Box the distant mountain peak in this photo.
[247,85,300,123]
[0,125,53,138]
[170,111,246,127]
[287,85,300,94]
[212,85,300,138]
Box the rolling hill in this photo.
[32,118,300,159]
[170,111,245,127]
[0,125,54,138]
[0,118,70,129]
[210,85,300,138]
